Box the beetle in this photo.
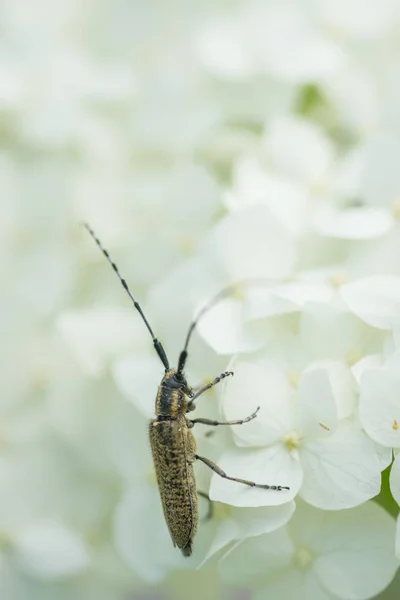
[84,223,290,556]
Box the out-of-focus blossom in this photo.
[218,501,399,600]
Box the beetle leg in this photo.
[187,371,234,408]
[195,454,290,491]
[188,406,259,427]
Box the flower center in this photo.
[0,532,13,552]
[294,546,313,570]
[213,502,231,520]
[329,272,349,287]
[284,431,302,451]
[287,370,299,388]
[346,348,363,366]
[177,235,196,255]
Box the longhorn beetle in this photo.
[84,223,290,557]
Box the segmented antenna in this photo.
[83,222,170,370]
[177,283,244,374]
[177,278,280,374]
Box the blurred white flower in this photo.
[218,501,399,600]
[209,359,380,510]
[319,0,400,40]
[210,204,296,281]
[13,521,90,580]
[196,3,344,83]
[201,500,295,566]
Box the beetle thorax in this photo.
[155,369,191,418]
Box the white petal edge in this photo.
[209,445,302,507]
[359,368,400,447]
[341,276,400,329]
[314,503,399,599]
[300,422,381,509]
[221,360,296,447]
[200,501,295,567]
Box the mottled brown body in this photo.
[149,369,198,556]
[149,416,198,555]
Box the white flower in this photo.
[263,115,335,190]
[201,500,295,566]
[209,358,381,510]
[113,483,190,583]
[223,155,310,236]
[319,0,400,40]
[313,205,394,240]
[218,501,399,600]
[13,521,90,580]
[195,3,344,83]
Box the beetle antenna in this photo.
[83,222,170,370]
[177,278,284,374]
[177,283,243,374]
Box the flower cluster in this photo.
[2,0,400,599]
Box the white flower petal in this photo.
[14,521,90,580]
[195,19,254,78]
[394,327,400,350]
[321,0,399,38]
[375,442,393,472]
[314,503,399,599]
[315,360,357,420]
[112,354,162,419]
[218,527,294,584]
[360,133,400,207]
[257,9,344,83]
[244,286,300,319]
[202,501,295,566]
[197,298,265,355]
[397,516,400,560]
[113,484,187,583]
[300,422,381,509]
[351,355,382,384]
[209,445,301,507]
[299,303,370,361]
[359,368,400,447]
[264,115,334,187]
[313,206,393,239]
[390,453,400,506]
[224,156,310,235]
[255,568,337,600]
[222,360,296,447]
[297,366,338,438]
[211,205,295,280]
[341,276,400,330]
[245,282,333,320]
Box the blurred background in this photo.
[2,0,400,598]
